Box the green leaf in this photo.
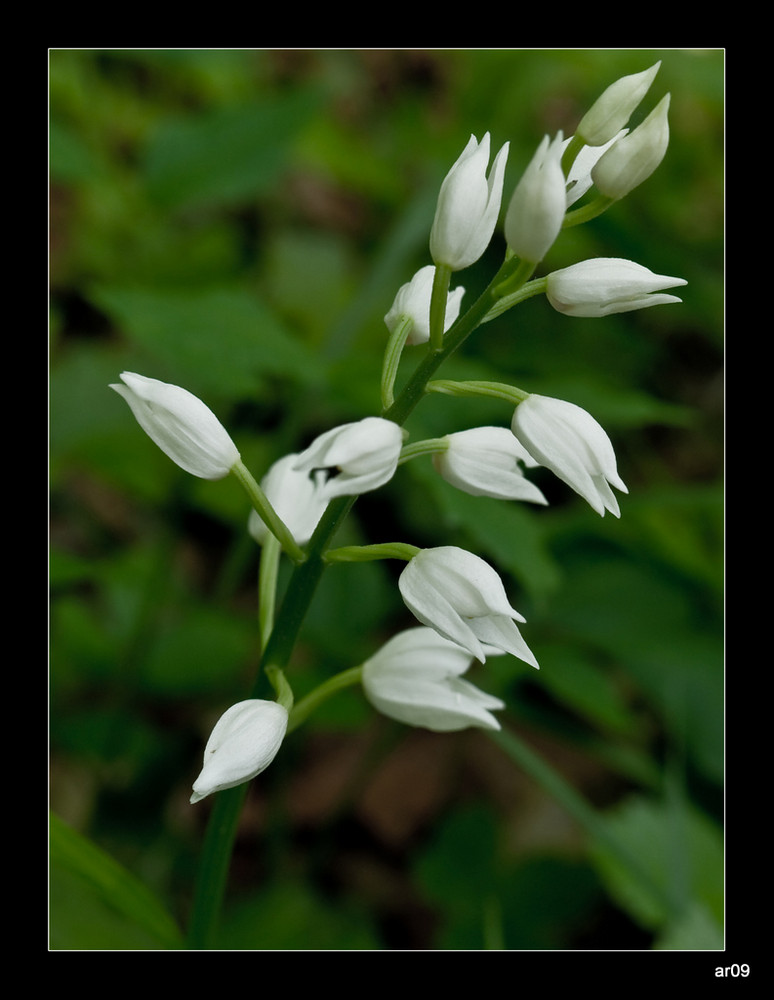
[50,813,184,950]
[588,795,724,936]
[89,284,322,399]
[536,643,639,736]
[215,880,379,950]
[142,95,319,210]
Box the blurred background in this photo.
[49,48,724,951]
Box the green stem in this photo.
[480,276,547,325]
[398,437,448,465]
[428,263,452,351]
[287,666,364,735]
[562,194,615,229]
[230,460,306,565]
[186,249,530,948]
[382,253,523,427]
[491,256,535,300]
[184,495,354,950]
[325,542,420,563]
[185,782,248,949]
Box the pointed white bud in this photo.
[293,417,403,500]
[430,133,510,271]
[591,94,671,200]
[576,62,661,146]
[511,394,628,517]
[362,627,505,732]
[546,257,687,317]
[564,132,628,207]
[433,426,547,504]
[398,546,539,667]
[504,133,566,264]
[110,372,239,480]
[190,700,288,804]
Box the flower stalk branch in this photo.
[230,459,306,564]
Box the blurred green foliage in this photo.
[49,48,724,951]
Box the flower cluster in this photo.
[110,62,686,802]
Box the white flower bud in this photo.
[511,394,628,518]
[247,453,329,546]
[546,257,687,317]
[433,426,547,504]
[110,372,240,480]
[190,699,288,803]
[384,265,465,345]
[504,133,566,264]
[591,94,671,200]
[293,417,403,500]
[576,62,661,146]
[564,132,627,208]
[362,627,505,732]
[430,133,510,271]
[398,546,539,667]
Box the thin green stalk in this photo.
[185,782,248,949]
[562,194,615,229]
[428,263,452,351]
[230,459,306,564]
[480,276,547,325]
[325,542,420,564]
[287,666,364,735]
[398,437,448,465]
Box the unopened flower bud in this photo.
[564,132,627,207]
[504,132,566,264]
[398,546,539,667]
[591,94,671,200]
[433,426,547,504]
[576,62,661,146]
[430,133,509,271]
[511,394,628,518]
[384,265,465,345]
[293,417,403,500]
[546,257,687,317]
[110,372,239,479]
[190,699,288,803]
[247,453,329,546]
[362,627,505,732]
